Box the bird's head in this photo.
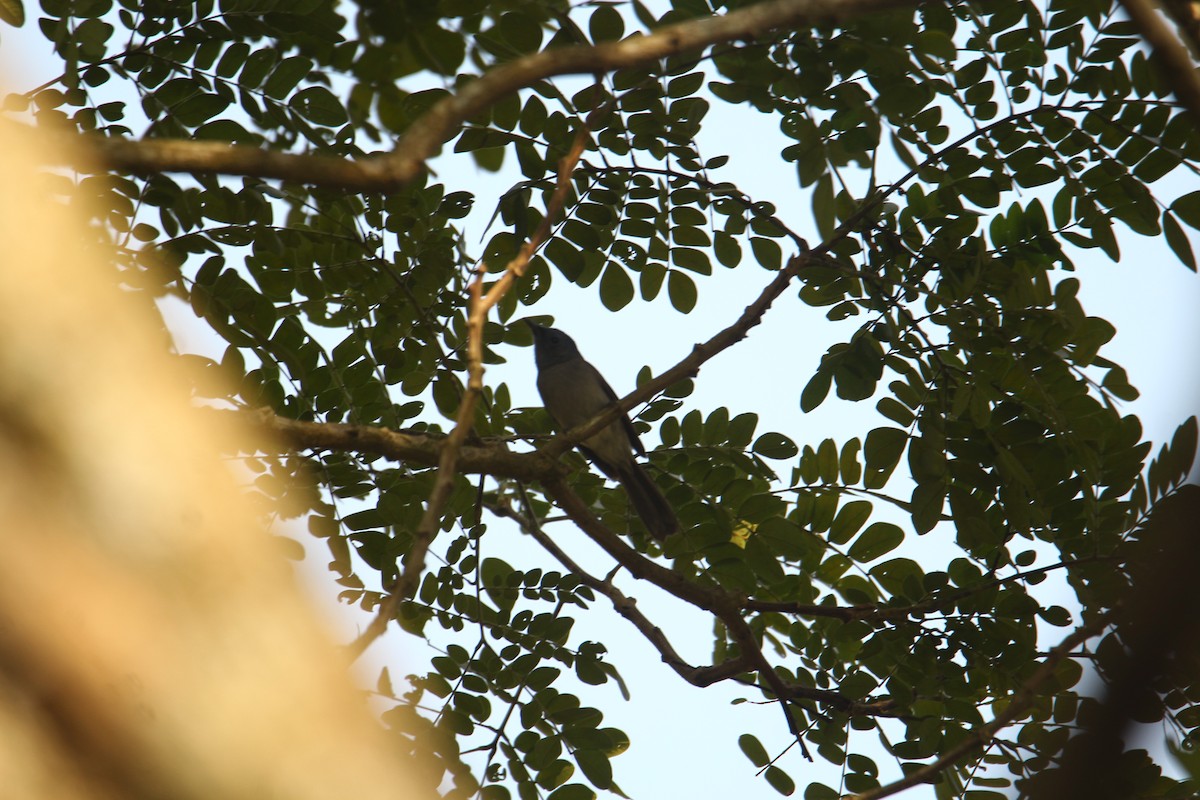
[525,320,581,368]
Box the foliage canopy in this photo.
[8,0,1200,798]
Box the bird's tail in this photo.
[616,462,678,540]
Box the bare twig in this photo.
[539,477,893,724]
[348,113,595,658]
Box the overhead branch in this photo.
[62,0,916,190]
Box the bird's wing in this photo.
[590,363,646,458]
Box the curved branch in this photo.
[1119,0,1200,125]
[542,476,894,727]
[62,0,917,189]
[1161,0,1200,58]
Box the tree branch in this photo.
[541,477,892,726]
[542,475,736,615]
[1160,0,1200,58]
[847,611,1113,800]
[1118,0,1200,125]
[60,0,916,189]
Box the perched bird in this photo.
[527,321,678,539]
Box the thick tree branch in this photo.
[542,475,737,615]
[848,612,1113,800]
[541,476,896,724]
[1161,0,1200,57]
[1119,0,1200,125]
[254,411,560,482]
[63,0,916,189]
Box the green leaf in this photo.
[849,522,905,562]
[481,557,518,612]
[764,765,795,796]
[546,784,595,800]
[829,500,872,545]
[801,371,832,412]
[497,12,543,52]
[750,237,782,270]
[671,246,712,274]
[667,267,696,311]
[863,427,907,489]
[1163,210,1196,270]
[714,231,742,267]
[589,4,624,42]
[910,481,946,534]
[840,438,862,485]
[1172,190,1200,230]
[738,733,770,767]
[574,749,612,789]
[599,262,634,310]
[753,432,799,460]
[0,0,24,26]
[816,438,839,483]
[877,396,915,426]
[263,56,312,99]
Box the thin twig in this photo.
[348,112,596,658]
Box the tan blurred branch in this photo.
[0,126,432,798]
[1023,486,1200,799]
[1160,0,1200,57]
[1119,0,1200,124]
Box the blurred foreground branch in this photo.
[0,121,432,800]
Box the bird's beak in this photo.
[524,319,548,341]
